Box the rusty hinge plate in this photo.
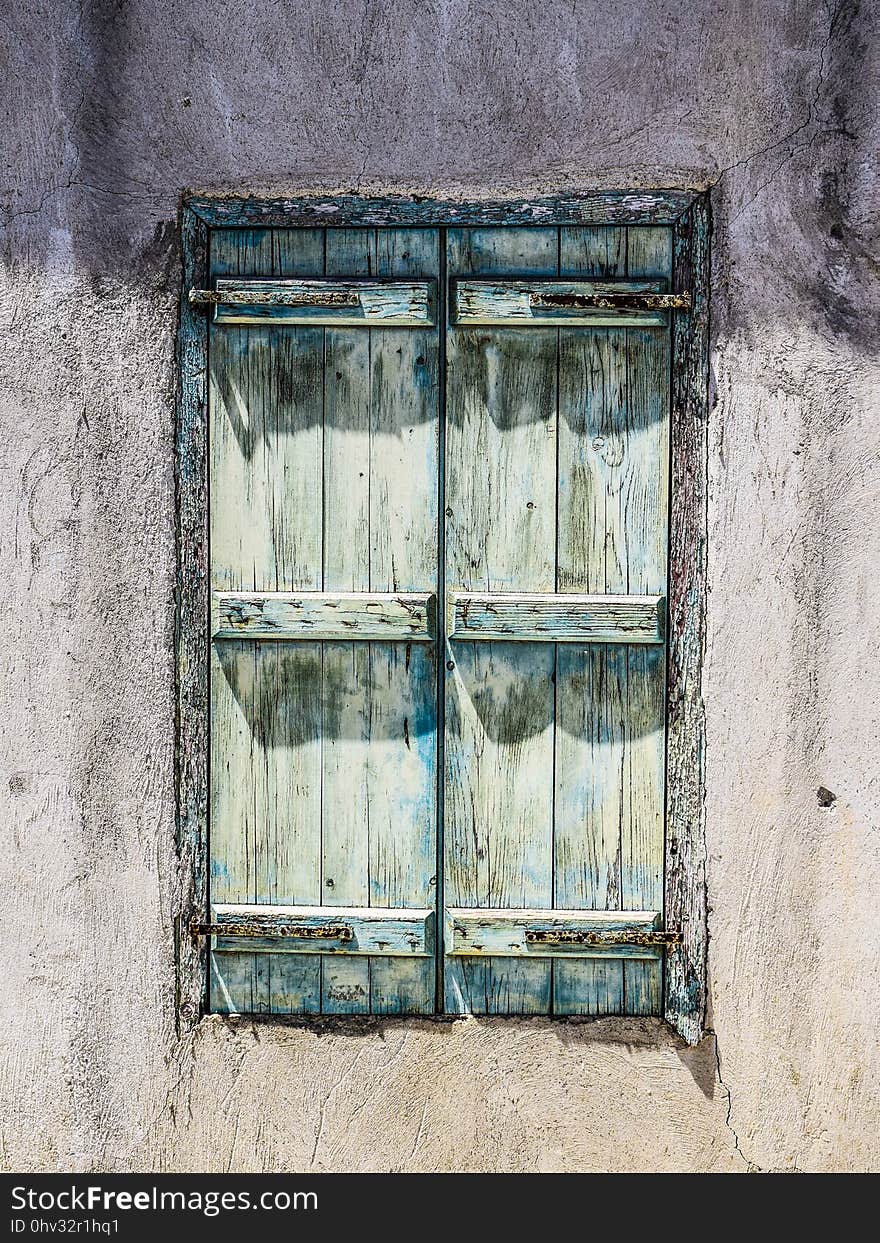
[524,928,683,949]
[189,287,358,308]
[191,920,353,941]
[529,291,691,311]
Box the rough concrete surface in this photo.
[1,0,878,1172]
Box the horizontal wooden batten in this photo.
[187,190,700,229]
[212,591,435,641]
[206,904,434,956]
[446,909,663,959]
[452,279,680,327]
[447,592,665,644]
[195,278,435,326]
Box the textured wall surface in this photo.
[2,0,878,1172]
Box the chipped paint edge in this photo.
[664,194,711,1045]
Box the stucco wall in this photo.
[2,0,878,1172]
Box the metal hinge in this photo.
[524,928,683,949]
[528,291,691,312]
[189,287,359,309]
[191,920,353,941]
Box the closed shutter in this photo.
[443,226,669,1016]
[204,223,672,1017]
[208,227,441,1015]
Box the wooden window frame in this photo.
[176,190,710,1044]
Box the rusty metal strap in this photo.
[528,291,691,311]
[191,920,353,941]
[189,288,360,308]
[524,928,683,949]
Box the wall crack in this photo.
[711,1032,761,1172]
[710,0,845,219]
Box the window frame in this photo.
[176,190,711,1043]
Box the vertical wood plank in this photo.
[177,206,209,1028]
[320,229,377,1013]
[620,645,666,1014]
[209,230,324,593]
[444,227,558,1014]
[446,229,559,594]
[554,226,628,1015]
[209,228,325,1014]
[369,229,440,594]
[665,200,710,1045]
[210,952,261,1015]
[367,229,439,1015]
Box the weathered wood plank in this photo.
[445,230,559,593]
[210,640,325,1014]
[368,229,441,596]
[210,953,269,1015]
[664,200,710,1045]
[211,591,435,640]
[553,643,629,1013]
[453,279,668,326]
[553,224,630,1016]
[446,908,661,958]
[364,642,438,1011]
[447,591,664,643]
[207,277,435,326]
[319,229,376,1015]
[209,231,324,594]
[320,227,440,1015]
[176,205,210,1028]
[188,190,697,229]
[209,903,434,955]
[209,227,325,1015]
[364,227,440,1015]
[444,226,558,1015]
[319,642,372,1013]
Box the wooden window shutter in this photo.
[207,227,441,1015]
[443,226,670,1016]
[199,218,684,1021]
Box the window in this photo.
[177,194,710,1042]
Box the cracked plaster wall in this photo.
[1,0,878,1172]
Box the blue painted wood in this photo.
[446,908,661,958]
[182,196,710,1035]
[620,225,672,1018]
[208,227,326,1018]
[209,903,434,955]
[447,591,664,643]
[444,224,673,1019]
[211,591,435,641]
[443,226,559,1016]
[453,279,668,327]
[552,224,672,1018]
[187,190,698,230]
[176,206,210,1029]
[206,225,442,1017]
[664,199,711,1045]
[319,226,440,1016]
[209,277,435,327]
